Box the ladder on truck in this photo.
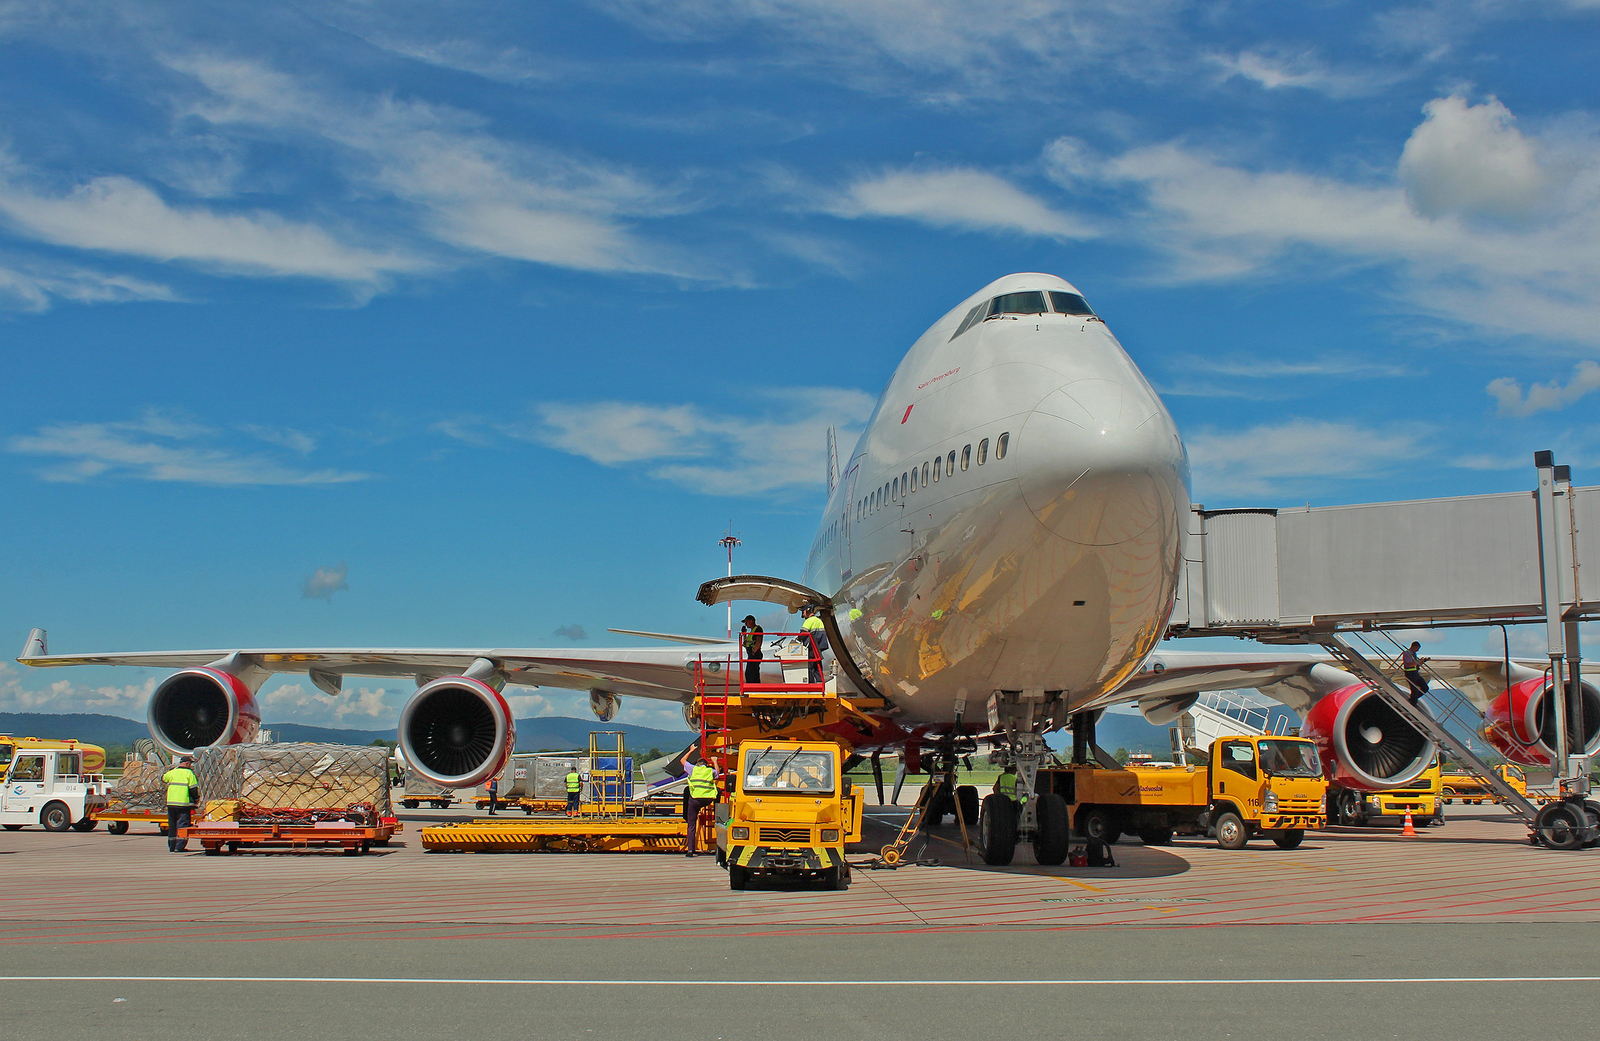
[1316,633,1542,824]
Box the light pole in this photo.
[719,528,741,639]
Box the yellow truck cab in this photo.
[1331,757,1444,827]
[1037,734,1327,850]
[717,740,863,891]
[1441,763,1526,805]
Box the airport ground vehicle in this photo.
[717,739,863,890]
[1442,763,1528,805]
[399,770,455,809]
[0,735,106,784]
[0,748,107,831]
[1030,734,1327,852]
[1330,758,1444,827]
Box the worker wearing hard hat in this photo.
[162,755,199,853]
[683,759,719,857]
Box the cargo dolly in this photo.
[181,817,401,855]
[94,809,169,835]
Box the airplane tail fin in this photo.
[826,426,839,495]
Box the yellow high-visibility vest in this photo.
[565,771,582,793]
[163,767,198,807]
[688,763,718,799]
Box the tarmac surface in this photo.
[4,801,1598,1039]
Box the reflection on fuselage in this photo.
[804,273,1190,724]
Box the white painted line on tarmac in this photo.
[5,975,1600,987]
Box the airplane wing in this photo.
[17,628,722,702]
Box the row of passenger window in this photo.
[858,432,1010,520]
[950,290,1096,340]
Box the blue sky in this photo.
[2,0,1598,731]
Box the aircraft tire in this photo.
[955,785,980,827]
[1215,811,1249,850]
[979,794,1018,866]
[40,802,71,832]
[1272,829,1305,850]
[1032,794,1070,866]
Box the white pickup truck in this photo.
[1,748,108,832]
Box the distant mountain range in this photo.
[0,713,695,756]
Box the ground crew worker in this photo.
[994,765,1025,805]
[740,615,764,686]
[800,605,827,684]
[564,764,582,816]
[683,759,718,857]
[163,754,199,854]
[486,774,499,816]
[1402,641,1429,703]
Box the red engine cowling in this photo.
[1482,676,1600,767]
[147,667,262,756]
[1301,682,1436,791]
[397,676,516,788]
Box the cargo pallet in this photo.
[179,819,401,856]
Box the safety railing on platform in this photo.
[693,629,835,773]
[1192,690,1290,736]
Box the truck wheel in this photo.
[1215,811,1249,850]
[71,818,98,832]
[729,865,749,891]
[1138,825,1174,846]
[827,865,849,890]
[1032,794,1070,866]
[955,785,980,826]
[40,802,71,832]
[979,794,1018,866]
[1272,829,1305,850]
[1075,806,1121,846]
[107,820,129,835]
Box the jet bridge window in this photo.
[988,291,1048,317]
[1048,291,1096,316]
[949,303,986,340]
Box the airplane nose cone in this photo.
[1018,379,1188,546]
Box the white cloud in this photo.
[830,167,1093,239]
[513,385,875,496]
[0,255,177,311]
[1486,360,1600,416]
[1176,355,1409,379]
[1209,50,1397,99]
[553,624,589,640]
[168,55,708,278]
[1043,95,1600,346]
[260,681,407,729]
[0,171,418,282]
[302,563,350,601]
[8,410,371,485]
[1187,419,1431,500]
[240,425,316,454]
[0,662,156,717]
[1400,95,1550,220]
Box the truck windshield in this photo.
[743,749,834,793]
[1258,741,1321,778]
[0,743,11,766]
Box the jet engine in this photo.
[1482,675,1600,767]
[147,667,262,756]
[1300,682,1435,791]
[397,675,516,789]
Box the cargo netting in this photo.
[105,758,167,814]
[194,743,392,824]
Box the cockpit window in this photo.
[949,303,986,340]
[1049,291,1095,316]
[988,291,1048,317]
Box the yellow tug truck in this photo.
[716,740,863,891]
[1038,734,1328,850]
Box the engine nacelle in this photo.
[590,689,621,722]
[397,676,516,789]
[1301,682,1435,791]
[147,668,262,756]
[1483,676,1600,767]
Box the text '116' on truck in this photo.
[1020,735,1328,857]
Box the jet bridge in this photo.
[1170,453,1600,848]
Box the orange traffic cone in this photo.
[1402,812,1417,837]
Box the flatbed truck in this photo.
[1036,734,1328,850]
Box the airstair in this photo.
[1174,690,1291,759]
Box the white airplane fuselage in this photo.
[802,273,1191,724]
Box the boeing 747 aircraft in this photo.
[19,273,1597,859]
